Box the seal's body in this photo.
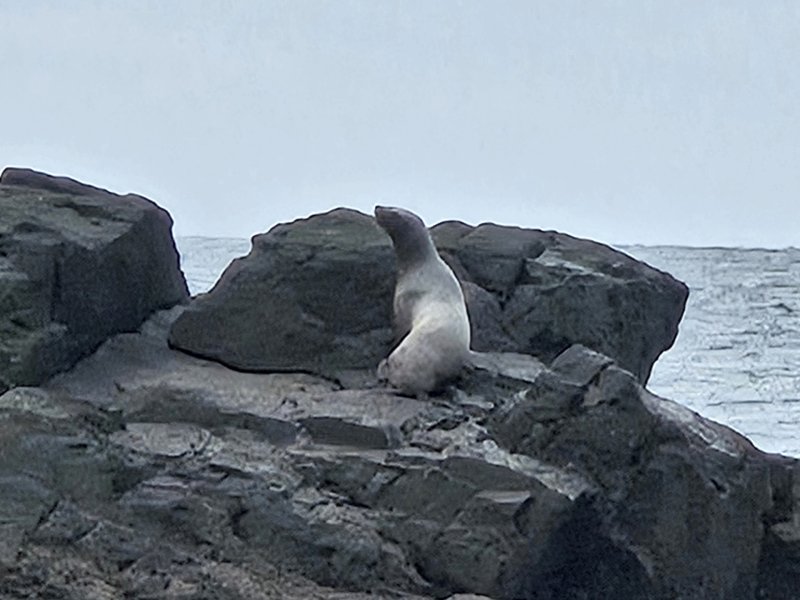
[374,206,470,395]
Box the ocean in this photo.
[175,237,800,458]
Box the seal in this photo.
[374,206,471,395]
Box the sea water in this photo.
[175,237,800,458]
[623,245,800,458]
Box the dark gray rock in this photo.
[169,209,687,384]
[431,221,688,383]
[489,345,777,599]
[0,167,189,392]
[168,208,395,373]
[1,311,797,599]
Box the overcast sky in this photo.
[1,1,797,247]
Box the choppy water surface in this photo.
[175,237,800,457]
[623,245,800,457]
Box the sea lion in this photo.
[374,206,471,395]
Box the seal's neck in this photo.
[391,228,437,272]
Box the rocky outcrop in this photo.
[2,186,794,599]
[1,309,797,599]
[168,208,687,384]
[0,168,189,393]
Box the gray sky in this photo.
[1,1,798,247]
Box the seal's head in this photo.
[374,206,436,266]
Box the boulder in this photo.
[168,209,687,383]
[169,208,395,374]
[0,309,796,599]
[431,222,689,383]
[0,167,189,392]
